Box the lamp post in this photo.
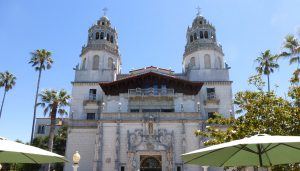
[118,102,122,112]
[73,151,81,171]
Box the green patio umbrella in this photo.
[0,137,68,163]
[182,134,300,169]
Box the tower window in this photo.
[95,32,100,39]
[200,31,204,39]
[207,88,216,100]
[193,33,197,40]
[102,22,105,25]
[107,33,110,41]
[89,89,97,100]
[189,57,195,67]
[204,54,211,69]
[204,31,208,39]
[108,57,114,69]
[82,58,86,70]
[190,35,193,42]
[100,32,104,39]
[110,35,114,43]
[216,56,222,69]
[92,55,99,70]
[200,20,203,24]
[87,113,95,120]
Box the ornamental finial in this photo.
[196,6,201,16]
[103,7,108,16]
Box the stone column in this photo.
[181,121,187,171]
[115,122,121,171]
[93,122,103,171]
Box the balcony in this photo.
[128,88,174,98]
[204,92,220,105]
[83,94,101,106]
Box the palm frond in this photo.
[29,49,53,72]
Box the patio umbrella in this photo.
[0,137,68,163]
[182,134,300,168]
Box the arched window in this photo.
[95,32,100,39]
[200,31,204,39]
[211,33,215,40]
[102,22,105,25]
[141,157,161,169]
[189,57,195,67]
[92,55,99,70]
[110,35,114,43]
[100,32,104,39]
[82,58,86,70]
[190,35,193,42]
[106,33,110,41]
[204,54,211,69]
[108,57,113,69]
[204,31,208,39]
[193,33,197,40]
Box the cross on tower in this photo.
[103,7,108,16]
[196,6,201,16]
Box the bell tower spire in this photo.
[182,12,229,82]
[75,12,121,82]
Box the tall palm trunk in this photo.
[47,102,57,171]
[48,102,57,151]
[30,68,42,144]
[267,74,270,92]
[0,89,7,118]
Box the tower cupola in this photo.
[76,11,121,82]
[81,15,120,57]
[184,14,223,57]
[182,11,229,81]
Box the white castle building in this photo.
[64,12,233,171]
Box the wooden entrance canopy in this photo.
[99,72,203,95]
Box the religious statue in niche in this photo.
[148,120,154,134]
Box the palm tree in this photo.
[29,49,53,144]
[37,89,70,152]
[0,71,16,118]
[255,50,279,92]
[280,34,300,67]
[280,35,300,84]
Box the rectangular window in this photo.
[120,166,125,171]
[206,88,215,100]
[89,89,97,100]
[208,112,216,119]
[177,166,181,171]
[87,113,96,120]
[130,109,139,112]
[37,125,45,134]
[161,109,174,112]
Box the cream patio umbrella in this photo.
[182,134,300,169]
[0,137,68,163]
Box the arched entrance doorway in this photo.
[140,155,162,171]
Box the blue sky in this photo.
[0,0,299,142]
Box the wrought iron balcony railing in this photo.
[128,88,174,97]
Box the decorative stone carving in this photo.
[158,129,172,146]
[127,128,174,170]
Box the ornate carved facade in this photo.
[65,12,233,171]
